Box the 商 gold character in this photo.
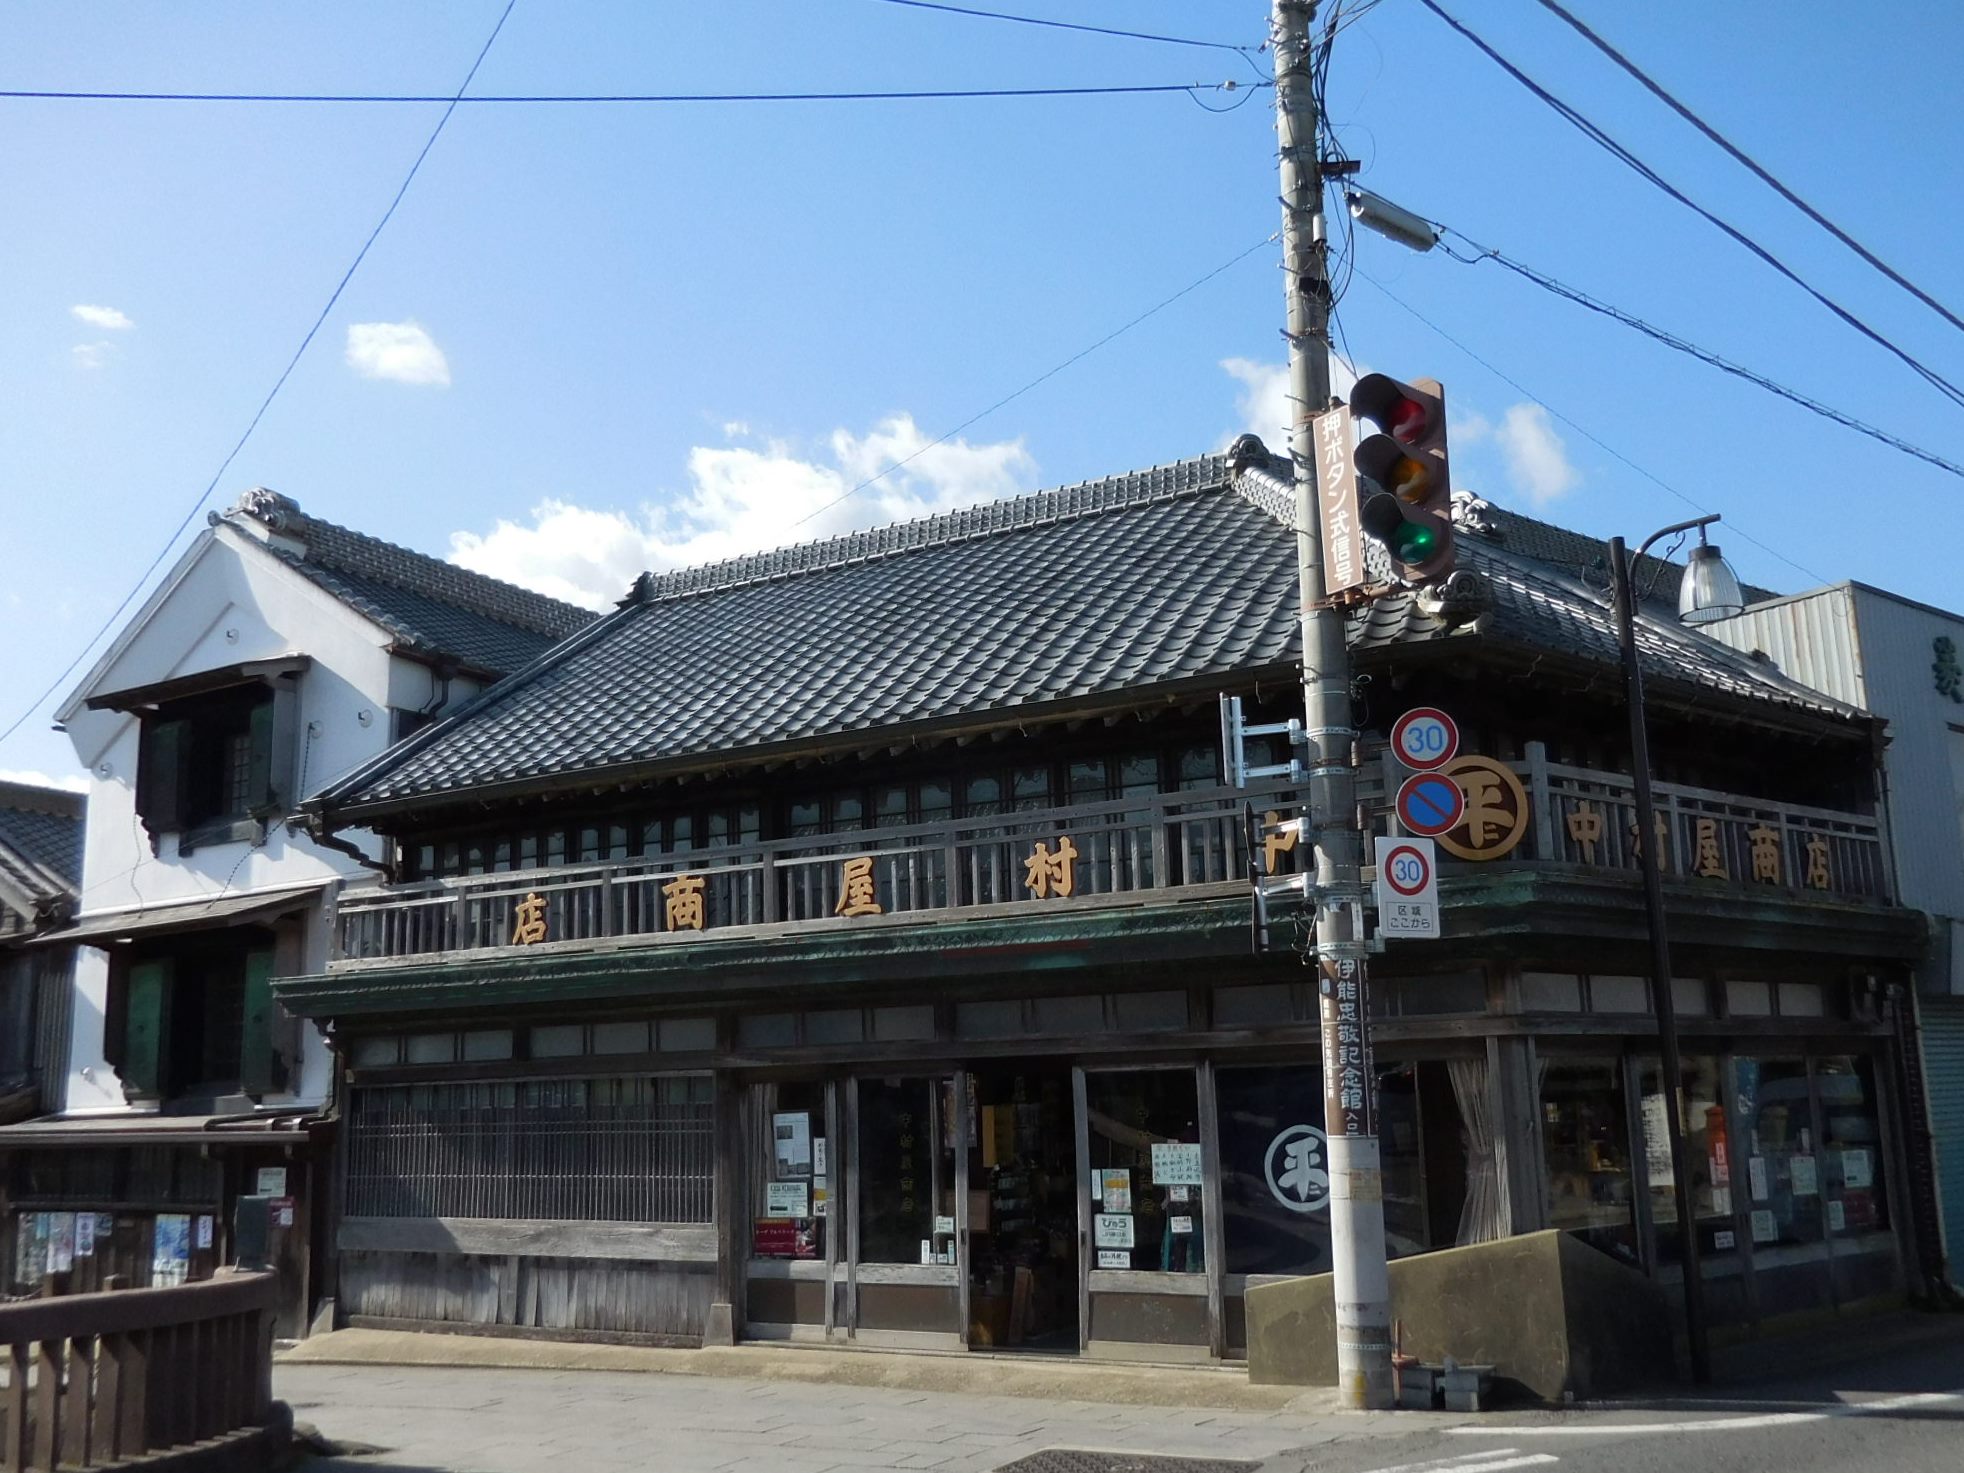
[1748,824,1782,884]
[663,873,706,932]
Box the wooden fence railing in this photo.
[0,1270,283,1471]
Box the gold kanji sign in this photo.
[1024,835,1080,899]
[1262,809,1299,874]
[663,873,706,932]
[1435,757,1529,862]
[1805,834,1832,890]
[1565,801,1604,862]
[1694,817,1727,879]
[1748,824,1782,884]
[510,891,548,946]
[835,856,882,917]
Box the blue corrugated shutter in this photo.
[1924,998,1964,1279]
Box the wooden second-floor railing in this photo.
[0,1270,280,1471]
[331,749,1892,967]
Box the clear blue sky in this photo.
[5,1,1960,785]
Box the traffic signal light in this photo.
[1350,373,1453,582]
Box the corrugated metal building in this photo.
[1712,583,1964,1280]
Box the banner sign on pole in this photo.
[1313,406,1365,595]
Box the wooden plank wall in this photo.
[340,1251,714,1338]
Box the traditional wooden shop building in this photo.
[281,450,1930,1360]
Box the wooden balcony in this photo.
[329,750,1892,970]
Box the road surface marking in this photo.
[1369,1448,1559,1473]
[1448,1388,1964,1436]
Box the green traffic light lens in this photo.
[1394,522,1438,564]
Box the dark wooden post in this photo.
[4,1341,29,1470]
[63,1337,93,1468]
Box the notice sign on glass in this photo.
[1099,1169,1132,1214]
[773,1113,812,1177]
[765,1181,810,1218]
[1094,1213,1136,1249]
[1096,1249,1130,1269]
[1151,1142,1203,1187]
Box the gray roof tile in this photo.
[315,454,1864,814]
[227,490,595,678]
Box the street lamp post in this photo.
[1608,513,1745,1387]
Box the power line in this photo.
[792,233,1279,528]
[1414,0,1964,413]
[1437,230,1964,480]
[0,2,518,751]
[865,0,1257,52]
[1530,0,1964,338]
[1351,266,1829,584]
[0,82,1260,105]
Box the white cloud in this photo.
[449,413,1038,609]
[1221,356,1360,450]
[71,342,112,370]
[0,767,88,793]
[345,321,451,386]
[71,303,133,331]
[1446,402,1579,508]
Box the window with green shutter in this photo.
[123,958,174,1099]
[239,947,279,1095]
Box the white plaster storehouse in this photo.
[0,488,589,1331]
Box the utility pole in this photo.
[1270,0,1394,1410]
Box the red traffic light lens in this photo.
[1388,397,1428,444]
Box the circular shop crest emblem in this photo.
[1264,1123,1331,1215]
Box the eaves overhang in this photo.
[85,656,312,714]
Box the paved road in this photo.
[279,1361,1403,1473]
[280,1316,1964,1473]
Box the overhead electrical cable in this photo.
[1432,229,1964,480]
[1530,0,1964,338]
[0,1,518,750]
[0,82,1261,105]
[1352,267,1828,584]
[865,0,1258,52]
[1413,0,1964,413]
[791,233,1279,528]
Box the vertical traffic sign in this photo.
[1374,835,1440,939]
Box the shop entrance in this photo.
[963,1062,1080,1351]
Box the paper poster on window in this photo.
[15,1215,45,1283]
[933,1215,955,1236]
[1711,1186,1732,1217]
[1714,1230,1736,1250]
[1151,1142,1203,1187]
[765,1181,809,1218]
[271,1197,296,1229]
[1169,1215,1194,1236]
[1168,1185,1191,1203]
[1748,1155,1768,1202]
[1790,1154,1818,1196]
[812,1137,827,1180]
[1098,1168,1132,1213]
[196,1215,215,1249]
[1096,1249,1130,1269]
[49,1213,75,1273]
[1640,1095,1674,1178]
[773,1113,812,1177]
[1841,1148,1871,1190]
[1750,1209,1778,1244]
[811,1186,828,1218]
[153,1214,192,1286]
[255,1167,287,1197]
[1827,1199,1846,1233]
[1094,1213,1136,1249]
[75,1212,97,1258]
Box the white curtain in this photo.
[1451,1057,1504,1246]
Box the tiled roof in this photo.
[314,455,1864,814]
[0,782,82,929]
[226,490,594,678]
[1475,505,1781,610]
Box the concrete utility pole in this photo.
[1270,0,1394,1410]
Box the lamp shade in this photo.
[1678,542,1746,624]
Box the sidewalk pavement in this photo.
[276,1330,1445,1472]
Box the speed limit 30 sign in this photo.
[1390,706,1460,771]
[1374,835,1440,940]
